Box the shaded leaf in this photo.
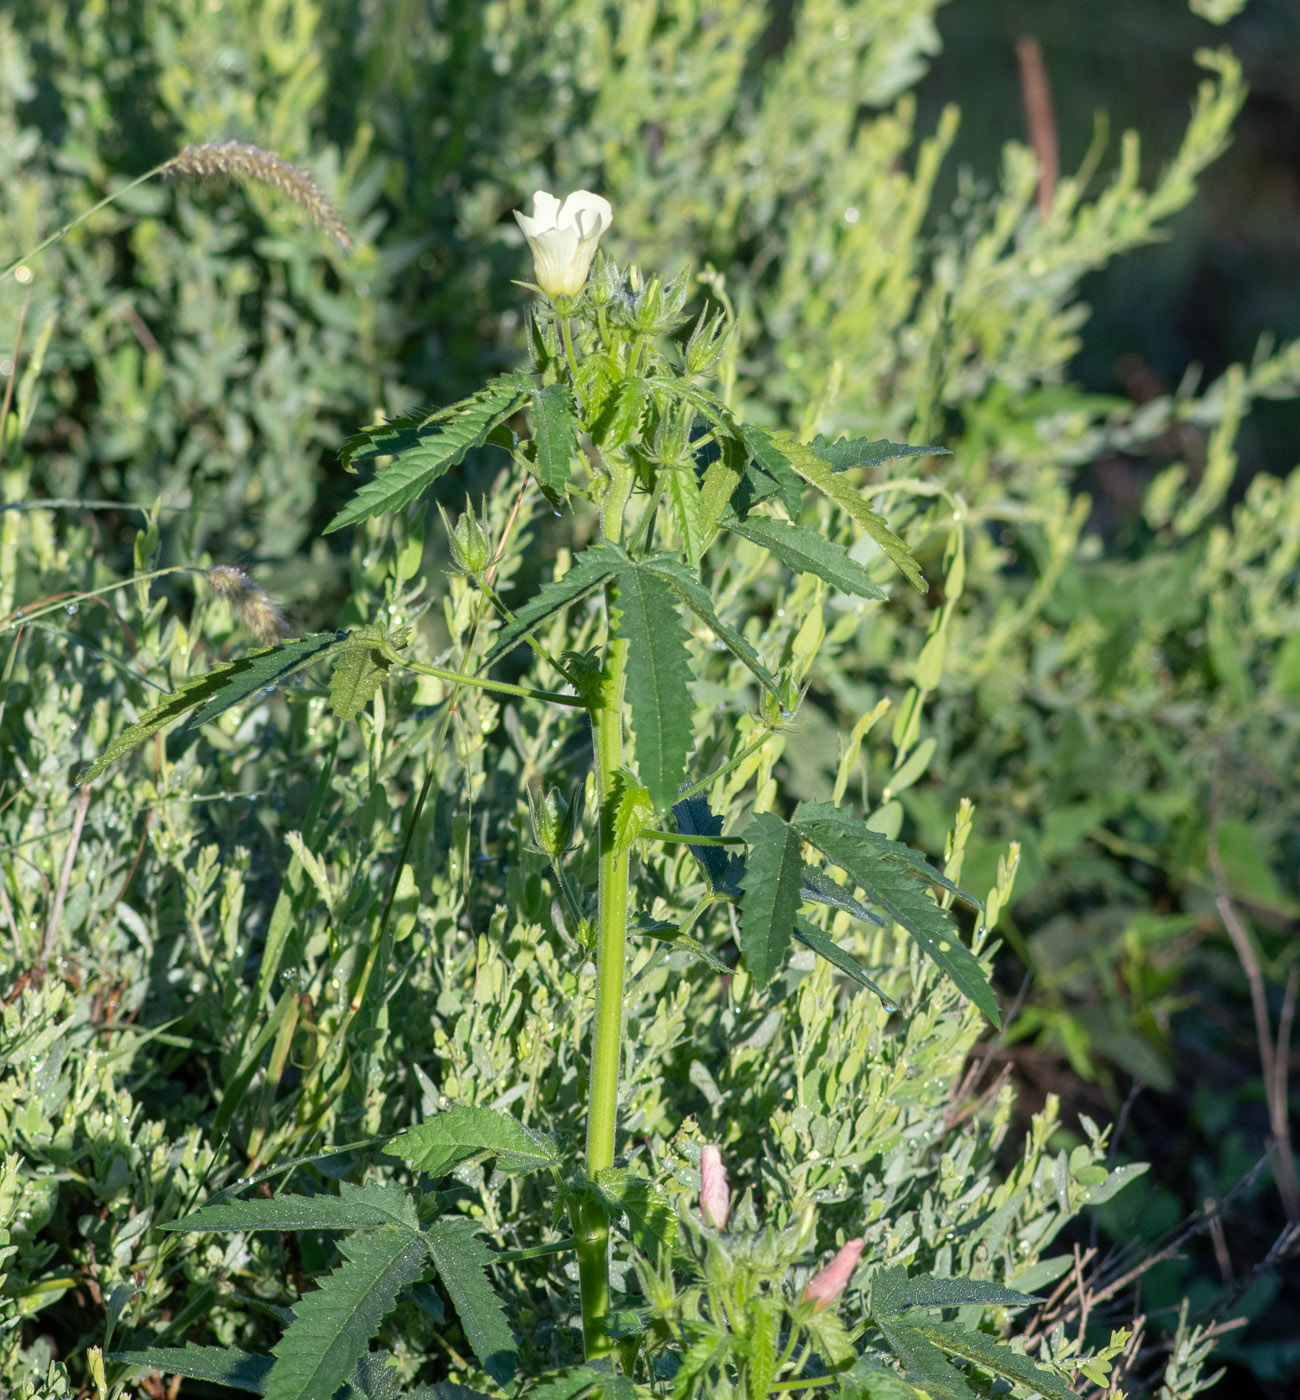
[723,513,886,600]
[267,1226,427,1400]
[110,1345,271,1394]
[167,1180,418,1235]
[612,564,695,811]
[484,544,626,667]
[384,1105,559,1178]
[739,813,804,986]
[800,865,885,927]
[423,1218,517,1388]
[792,802,997,1025]
[596,1169,679,1255]
[673,793,745,896]
[738,423,806,518]
[793,918,897,1012]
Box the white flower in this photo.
[513,189,613,298]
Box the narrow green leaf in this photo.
[907,1317,1073,1399]
[793,919,897,1011]
[384,1105,559,1178]
[810,434,946,472]
[746,1298,779,1400]
[532,383,580,494]
[484,543,626,667]
[799,865,885,927]
[792,802,998,1025]
[738,423,805,518]
[751,427,925,591]
[723,514,886,600]
[739,813,805,986]
[110,1345,271,1394]
[326,379,528,533]
[166,1180,419,1235]
[882,1274,1041,1312]
[267,1226,426,1400]
[340,376,532,470]
[423,1218,517,1388]
[78,633,345,784]
[640,555,781,702]
[612,564,696,811]
[609,770,655,852]
[664,466,706,567]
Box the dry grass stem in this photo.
[166,141,351,249]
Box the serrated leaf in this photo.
[753,428,925,591]
[881,1273,1041,1313]
[799,865,885,927]
[78,633,345,784]
[792,802,998,1025]
[738,423,806,518]
[595,1169,679,1255]
[525,1369,605,1400]
[326,378,529,533]
[739,813,804,986]
[383,1105,559,1178]
[484,543,626,667]
[167,1179,419,1234]
[746,1298,779,1399]
[609,770,655,852]
[793,918,897,1011]
[612,564,695,811]
[110,1344,271,1393]
[423,1218,517,1388]
[723,513,886,600]
[640,555,781,703]
[532,383,581,494]
[673,793,745,895]
[664,464,706,566]
[906,1316,1073,1400]
[330,626,395,721]
[697,432,746,538]
[810,434,946,472]
[267,1226,426,1400]
[631,914,731,973]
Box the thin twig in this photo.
[36,783,92,983]
[1016,36,1059,216]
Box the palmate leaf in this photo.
[110,1344,272,1394]
[612,563,695,811]
[739,812,805,986]
[77,632,346,784]
[640,554,781,703]
[384,1104,559,1178]
[326,375,531,533]
[531,382,581,494]
[791,801,998,1025]
[810,434,946,473]
[869,1267,1068,1400]
[423,1217,517,1388]
[722,512,887,600]
[750,427,926,591]
[267,1225,427,1400]
[484,543,626,667]
[166,1180,418,1235]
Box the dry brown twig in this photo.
[1017,36,1059,216]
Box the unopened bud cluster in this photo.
[527,782,583,857]
[439,502,494,579]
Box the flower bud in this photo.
[528,782,583,857]
[699,1145,731,1230]
[802,1238,864,1310]
[682,308,731,379]
[440,502,493,578]
[513,189,613,300]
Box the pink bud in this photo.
[802,1238,865,1310]
[699,1145,730,1230]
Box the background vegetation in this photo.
[2,0,1297,1396]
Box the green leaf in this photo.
[738,423,806,518]
[810,434,946,472]
[326,377,529,533]
[879,1274,1041,1312]
[532,383,581,494]
[267,1225,427,1400]
[739,813,805,985]
[722,513,887,600]
[110,1344,271,1394]
[484,543,626,667]
[77,633,345,784]
[799,865,885,927]
[423,1218,517,1388]
[329,625,396,721]
[697,433,746,538]
[754,428,925,591]
[791,802,998,1025]
[673,793,745,895]
[664,465,706,567]
[612,563,696,811]
[609,770,655,852]
[383,1105,559,1178]
[595,1169,679,1255]
[166,1180,419,1234]
[793,918,897,1012]
[640,555,781,702]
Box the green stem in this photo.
[560,317,582,381]
[575,583,631,1359]
[675,726,776,804]
[642,828,744,846]
[382,648,584,707]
